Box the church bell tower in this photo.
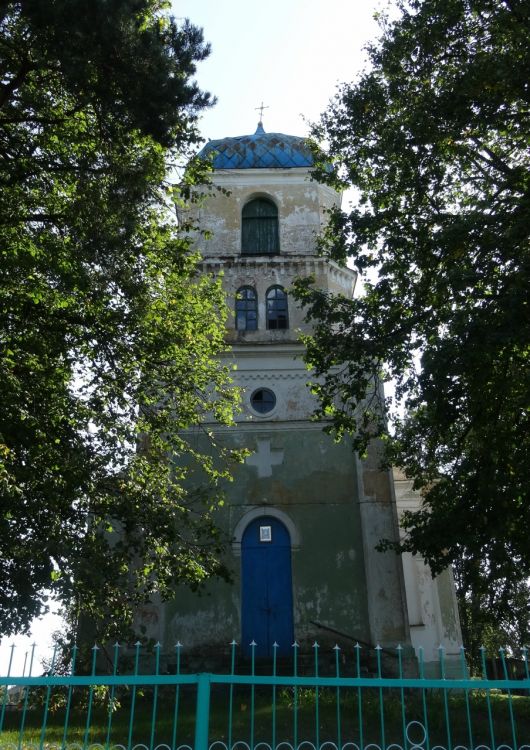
[156,121,461,671]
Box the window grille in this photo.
[242,198,279,255]
[235,286,258,331]
[266,286,288,330]
[250,388,276,414]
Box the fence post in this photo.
[194,673,211,750]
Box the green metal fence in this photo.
[1,641,529,750]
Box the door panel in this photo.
[241,516,294,658]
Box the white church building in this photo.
[140,122,462,674]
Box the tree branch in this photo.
[0,58,33,110]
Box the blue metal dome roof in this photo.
[199,123,314,169]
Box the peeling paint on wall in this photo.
[157,136,459,672]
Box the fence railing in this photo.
[0,641,529,750]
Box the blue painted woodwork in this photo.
[235,286,258,331]
[266,286,289,329]
[242,197,279,254]
[199,123,314,170]
[241,516,294,658]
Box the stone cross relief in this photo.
[245,439,284,478]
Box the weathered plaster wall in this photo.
[393,468,463,673]
[224,344,319,423]
[163,345,372,651]
[164,424,370,651]
[356,444,411,648]
[192,169,339,258]
[201,257,355,341]
[191,167,353,342]
[160,160,439,665]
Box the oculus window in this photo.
[242,198,279,255]
[266,286,289,330]
[250,388,276,414]
[235,286,258,331]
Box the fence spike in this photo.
[70,644,78,672]
[438,643,447,681]
[418,645,425,679]
[5,640,526,749]
[91,643,100,651]
[230,639,237,646]
[7,643,15,669]
[175,641,183,648]
[90,644,99,677]
[522,646,529,680]
[28,643,36,676]
[250,640,257,647]
[459,645,468,679]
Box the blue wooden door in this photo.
[241,516,294,658]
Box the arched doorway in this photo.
[241,515,294,658]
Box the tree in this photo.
[453,555,530,670]
[0,1,240,637]
[294,0,530,629]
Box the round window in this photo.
[250,388,276,414]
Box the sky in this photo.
[172,0,385,144]
[1,0,388,676]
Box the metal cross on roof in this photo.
[255,101,269,124]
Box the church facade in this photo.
[140,124,462,672]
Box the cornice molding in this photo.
[209,169,340,202]
[200,256,356,290]
[225,343,305,356]
[232,371,309,382]
[182,419,332,434]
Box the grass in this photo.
[1,685,529,748]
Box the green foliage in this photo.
[0,1,241,637]
[454,555,530,671]
[294,0,530,609]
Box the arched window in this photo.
[235,286,258,331]
[242,198,279,255]
[266,286,288,330]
